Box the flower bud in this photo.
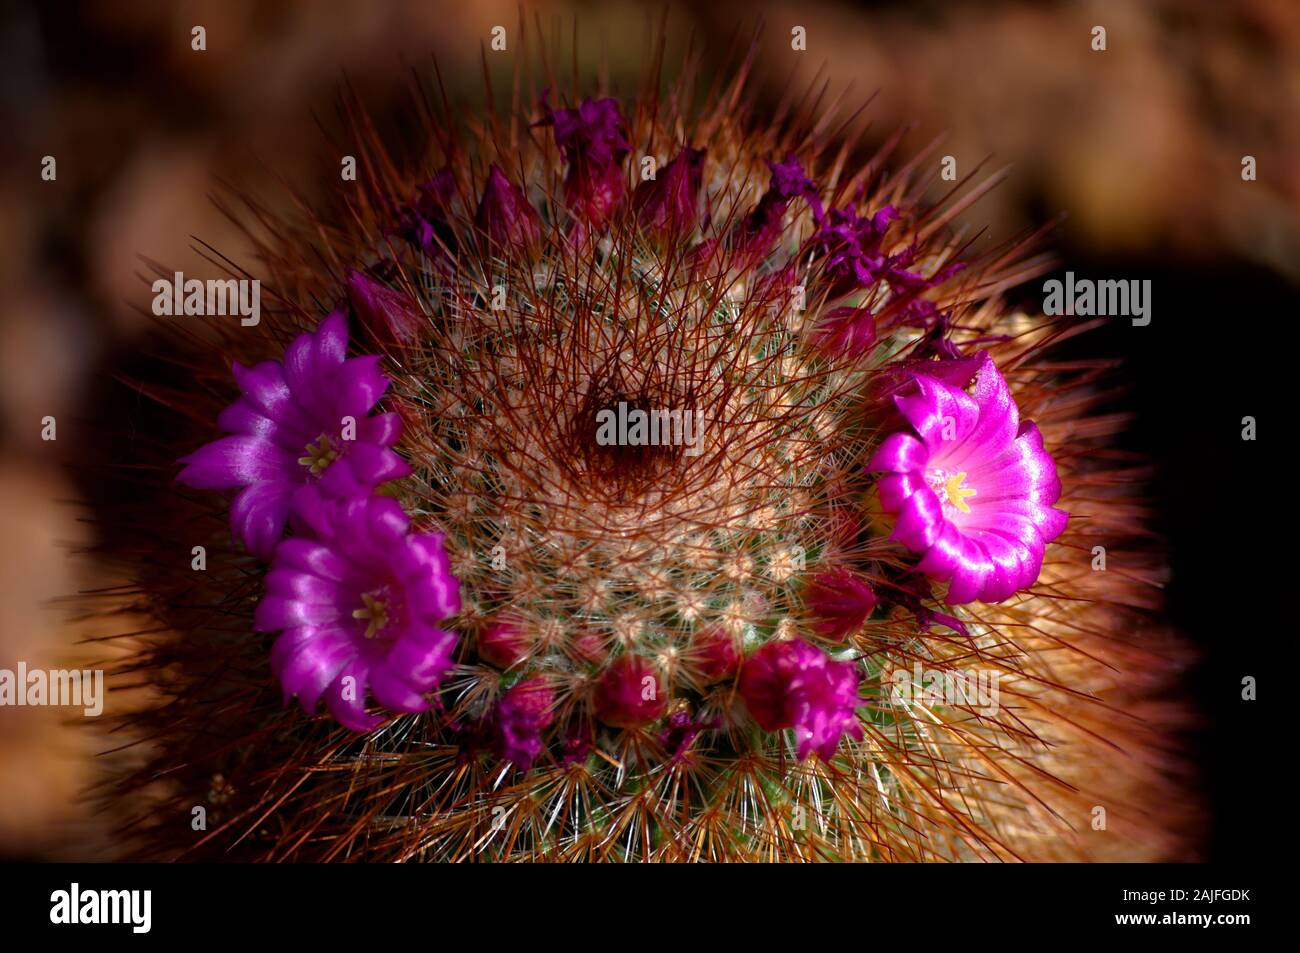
[593,655,667,728]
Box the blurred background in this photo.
[0,0,1291,860]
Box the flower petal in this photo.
[255,594,341,631]
[274,538,355,583]
[943,535,996,605]
[231,360,298,425]
[325,658,382,732]
[178,436,291,489]
[384,625,458,691]
[230,481,294,558]
[318,444,411,497]
[332,355,391,419]
[272,626,353,712]
[891,485,945,551]
[367,663,431,713]
[867,431,929,474]
[357,412,403,447]
[895,375,979,453]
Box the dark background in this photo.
[0,0,1288,861]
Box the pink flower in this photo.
[816,204,899,296]
[493,676,555,771]
[539,95,631,227]
[738,639,862,761]
[867,352,1068,604]
[254,486,461,732]
[658,709,716,761]
[593,655,666,728]
[347,269,426,346]
[178,313,410,558]
[568,629,608,667]
[811,305,876,358]
[734,155,820,259]
[390,169,457,257]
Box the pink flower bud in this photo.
[806,568,878,642]
[478,616,532,669]
[475,164,541,247]
[690,626,741,684]
[540,95,631,227]
[569,629,608,666]
[593,655,666,728]
[347,269,426,346]
[633,147,705,237]
[812,306,877,359]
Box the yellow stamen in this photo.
[352,592,390,640]
[297,434,339,476]
[944,471,977,514]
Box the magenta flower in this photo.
[633,147,705,237]
[693,155,820,272]
[735,155,820,258]
[816,204,899,295]
[493,676,555,771]
[178,312,410,558]
[476,164,541,247]
[540,95,630,227]
[815,202,962,303]
[254,487,461,732]
[593,655,667,728]
[867,352,1068,604]
[882,253,965,295]
[738,639,862,761]
[806,569,877,642]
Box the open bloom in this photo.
[254,487,461,731]
[738,639,863,761]
[867,352,1068,604]
[177,312,410,558]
